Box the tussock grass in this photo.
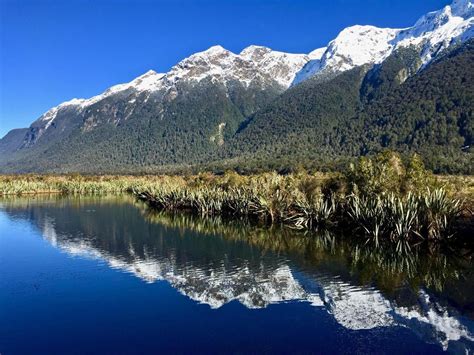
[133,153,470,245]
[0,175,156,196]
[0,152,471,245]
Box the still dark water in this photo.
[1,196,474,354]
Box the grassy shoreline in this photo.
[0,175,152,196]
[1,152,473,247]
[1,173,472,200]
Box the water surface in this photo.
[1,195,473,354]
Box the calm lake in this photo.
[1,195,473,354]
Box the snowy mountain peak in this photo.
[291,46,327,85]
[240,45,310,87]
[164,44,309,88]
[27,0,474,142]
[411,0,472,33]
[308,47,327,60]
[126,70,165,91]
[319,25,400,73]
[394,0,473,65]
[184,45,235,63]
[33,44,309,137]
[239,45,273,59]
[201,44,229,55]
[98,70,163,96]
[300,0,473,79]
[36,69,166,133]
[165,45,241,85]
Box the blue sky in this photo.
[0,0,450,137]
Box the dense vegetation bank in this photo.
[1,40,472,176]
[0,175,152,196]
[133,153,472,248]
[1,152,470,248]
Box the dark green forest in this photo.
[219,41,473,174]
[0,41,472,174]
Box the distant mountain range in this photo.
[1,0,473,173]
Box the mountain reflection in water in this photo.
[1,195,474,353]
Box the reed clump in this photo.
[134,172,338,228]
[134,152,467,245]
[0,151,470,245]
[343,152,464,245]
[0,174,158,196]
[345,190,462,249]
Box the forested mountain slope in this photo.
[219,41,473,174]
[0,0,472,173]
[359,42,473,173]
[0,46,293,173]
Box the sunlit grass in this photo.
[0,152,472,245]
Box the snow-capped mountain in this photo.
[165,44,309,89]
[315,26,400,76]
[0,0,472,173]
[294,0,473,81]
[239,45,312,87]
[291,46,327,85]
[25,44,310,145]
[395,0,473,64]
[31,0,473,141]
[25,69,167,144]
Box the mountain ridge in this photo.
[1,0,472,173]
[7,0,473,142]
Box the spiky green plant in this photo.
[419,188,462,240]
[290,193,336,229]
